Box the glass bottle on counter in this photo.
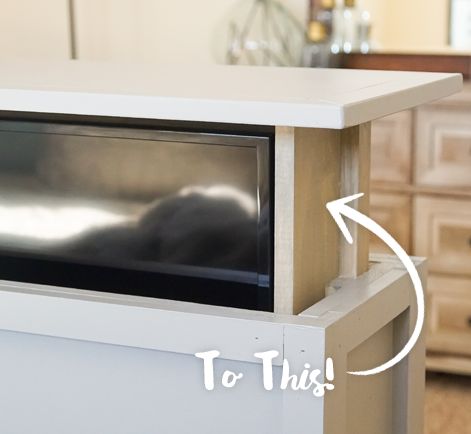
[303,20,332,67]
[316,0,335,40]
[304,0,340,67]
[307,0,334,42]
[331,0,344,54]
[358,9,372,53]
[342,0,359,53]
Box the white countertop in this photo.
[0,61,463,129]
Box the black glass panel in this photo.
[0,121,272,310]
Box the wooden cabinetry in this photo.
[414,196,471,277]
[415,105,471,189]
[369,192,411,254]
[370,111,412,185]
[370,83,471,375]
[427,275,471,358]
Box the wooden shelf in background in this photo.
[341,53,471,80]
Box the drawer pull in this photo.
[468,317,471,328]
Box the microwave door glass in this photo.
[0,121,272,310]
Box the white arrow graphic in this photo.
[326,192,425,376]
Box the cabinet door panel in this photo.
[427,275,471,357]
[369,192,411,254]
[414,196,471,276]
[370,111,412,184]
[415,105,471,189]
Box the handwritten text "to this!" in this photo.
[195,351,335,397]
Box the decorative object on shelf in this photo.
[214,0,305,66]
[450,0,471,48]
[303,0,339,68]
[307,0,334,42]
[303,0,372,68]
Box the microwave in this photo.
[0,115,274,311]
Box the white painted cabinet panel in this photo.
[0,330,283,434]
[0,257,425,434]
[0,0,70,59]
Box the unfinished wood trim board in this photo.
[274,123,371,314]
[340,123,371,278]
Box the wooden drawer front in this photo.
[369,192,411,254]
[414,196,471,276]
[427,275,471,357]
[370,111,412,184]
[415,106,471,188]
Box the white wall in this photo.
[0,0,70,59]
[361,0,450,50]
[73,0,308,64]
[72,0,452,63]
[0,0,455,63]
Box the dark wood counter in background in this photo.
[341,52,471,80]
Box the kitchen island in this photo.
[0,62,462,434]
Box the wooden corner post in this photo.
[274,123,371,314]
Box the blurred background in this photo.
[1,0,471,432]
[0,0,468,63]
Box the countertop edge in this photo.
[342,73,463,127]
[0,71,463,129]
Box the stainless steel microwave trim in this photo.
[0,120,268,148]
